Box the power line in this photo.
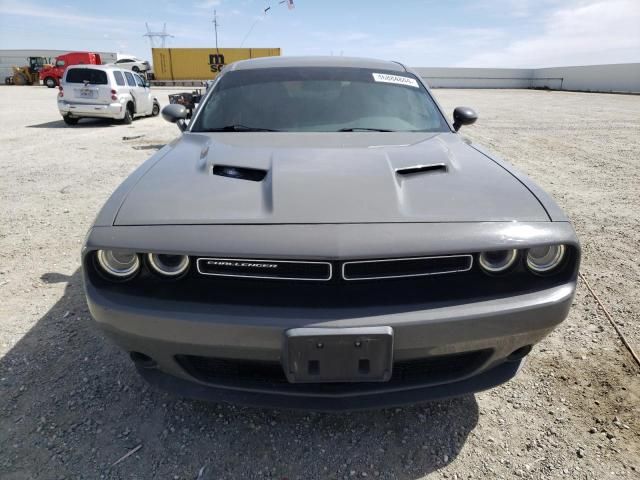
[143,23,173,48]
[240,17,262,48]
[240,1,295,48]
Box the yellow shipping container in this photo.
[151,48,281,81]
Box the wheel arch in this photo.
[126,99,136,115]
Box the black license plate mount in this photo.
[283,327,393,383]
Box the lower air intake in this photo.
[175,350,492,394]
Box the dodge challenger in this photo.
[82,56,580,410]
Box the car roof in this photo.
[65,64,136,74]
[228,56,407,72]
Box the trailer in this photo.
[151,47,280,81]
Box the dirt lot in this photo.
[0,86,638,480]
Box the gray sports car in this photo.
[82,56,580,410]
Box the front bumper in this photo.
[58,100,124,119]
[85,279,576,410]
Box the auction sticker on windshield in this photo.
[372,73,419,88]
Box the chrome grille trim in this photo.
[196,257,333,281]
[342,255,474,281]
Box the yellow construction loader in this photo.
[4,57,48,85]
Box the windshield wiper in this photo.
[337,127,396,132]
[201,124,281,132]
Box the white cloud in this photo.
[343,32,370,42]
[355,28,504,66]
[196,0,222,8]
[1,1,83,22]
[459,0,640,67]
[0,1,156,58]
[290,26,505,65]
[468,0,558,18]
[0,1,139,34]
[310,31,371,43]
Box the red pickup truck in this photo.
[40,52,102,88]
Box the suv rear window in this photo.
[66,68,108,85]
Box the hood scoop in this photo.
[113,132,550,226]
[395,163,447,176]
[213,164,267,182]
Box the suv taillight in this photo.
[111,89,118,101]
[58,86,63,98]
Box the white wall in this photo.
[0,49,118,80]
[0,50,66,79]
[413,67,537,89]
[414,64,639,93]
[534,64,640,93]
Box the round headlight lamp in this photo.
[96,250,140,279]
[526,244,566,273]
[147,253,190,277]
[478,249,518,274]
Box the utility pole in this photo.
[212,10,220,53]
[143,22,173,48]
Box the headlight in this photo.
[96,250,140,279]
[478,249,518,274]
[526,244,566,273]
[147,253,190,277]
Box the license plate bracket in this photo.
[283,327,393,383]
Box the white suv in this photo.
[58,65,159,125]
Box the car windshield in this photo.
[191,67,449,132]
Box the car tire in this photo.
[122,105,134,124]
[44,77,57,88]
[63,116,79,125]
[151,102,160,116]
[132,66,140,73]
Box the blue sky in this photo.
[0,0,638,67]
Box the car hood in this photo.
[113,132,548,226]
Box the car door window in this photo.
[124,71,136,87]
[134,75,145,87]
[113,71,125,86]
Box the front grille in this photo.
[342,255,473,280]
[196,257,332,281]
[175,350,492,394]
[87,248,577,310]
[197,255,472,281]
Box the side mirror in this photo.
[162,104,188,131]
[144,80,150,88]
[452,106,478,131]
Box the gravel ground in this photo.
[0,86,638,479]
